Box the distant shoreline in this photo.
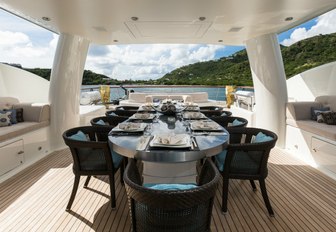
[81,84,254,90]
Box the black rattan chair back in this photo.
[219,127,277,216]
[114,106,139,117]
[199,106,223,117]
[210,116,248,143]
[124,158,220,232]
[62,126,125,210]
[90,116,127,128]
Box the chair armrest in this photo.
[13,103,50,122]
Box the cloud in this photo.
[0,30,57,68]
[85,44,225,80]
[281,9,336,46]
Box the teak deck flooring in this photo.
[1,148,336,231]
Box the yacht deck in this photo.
[1,148,336,231]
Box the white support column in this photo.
[49,33,89,150]
[245,33,287,147]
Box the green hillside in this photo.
[21,33,336,86]
[156,33,336,86]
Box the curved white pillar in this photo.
[246,33,287,147]
[49,33,89,150]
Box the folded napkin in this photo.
[119,123,141,130]
[134,113,149,119]
[136,136,151,150]
[191,121,221,130]
[154,134,188,146]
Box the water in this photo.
[81,85,254,101]
[82,85,226,101]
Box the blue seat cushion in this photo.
[69,130,88,141]
[144,183,197,190]
[96,119,106,125]
[214,150,227,172]
[111,151,123,168]
[232,119,244,126]
[215,150,260,174]
[253,132,273,143]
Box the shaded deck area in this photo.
[1,148,336,231]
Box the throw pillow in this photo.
[0,112,12,127]
[69,130,88,141]
[317,114,324,123]
[1,109,17,124]
[311,107,330,120]
[321,112,336,125]
[144,183,197,190]
[15,108,24,122]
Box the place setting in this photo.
[128,112,156,122]
[189,120,227,136]
[182,111,207,120]
[110,122,148,136]
[138,133,199,151]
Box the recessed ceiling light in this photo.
[199,17,206,21]
[42,16,51,21]
[131,17,139,21]
[285,17,293,21]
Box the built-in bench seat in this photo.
[0,97,50,179]
[0,98,50,143]
[286,95,336,178]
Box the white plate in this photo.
[183,112,206,119]
[190,121,223,131]
[150,134,191,148]
[130,113,156,120]
[112,123,147,132]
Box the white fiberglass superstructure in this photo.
[0,0,336,182]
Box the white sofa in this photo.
[286,95,336,178]
[119,92,218,107]
[0,97,50,142]
[0,97,50,179]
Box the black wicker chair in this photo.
[90,115,127,127]
[124,158,220,232]
[113,106,139,117]
[200,106,232,118]
[199,106,223,117]
[210,116,248,128]
[215,127,277,216]
[62,126,125,210]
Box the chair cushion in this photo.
[111,151,123,168]
[215,150,227,172]
[143,183,197,190]
[215,150,259,174]
[96,119,106,125]
[69,130,88,141]
[232,119,244,126]
[253,132,273,143]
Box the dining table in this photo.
[108,106,229,184]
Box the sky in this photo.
[0,9,336,81]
